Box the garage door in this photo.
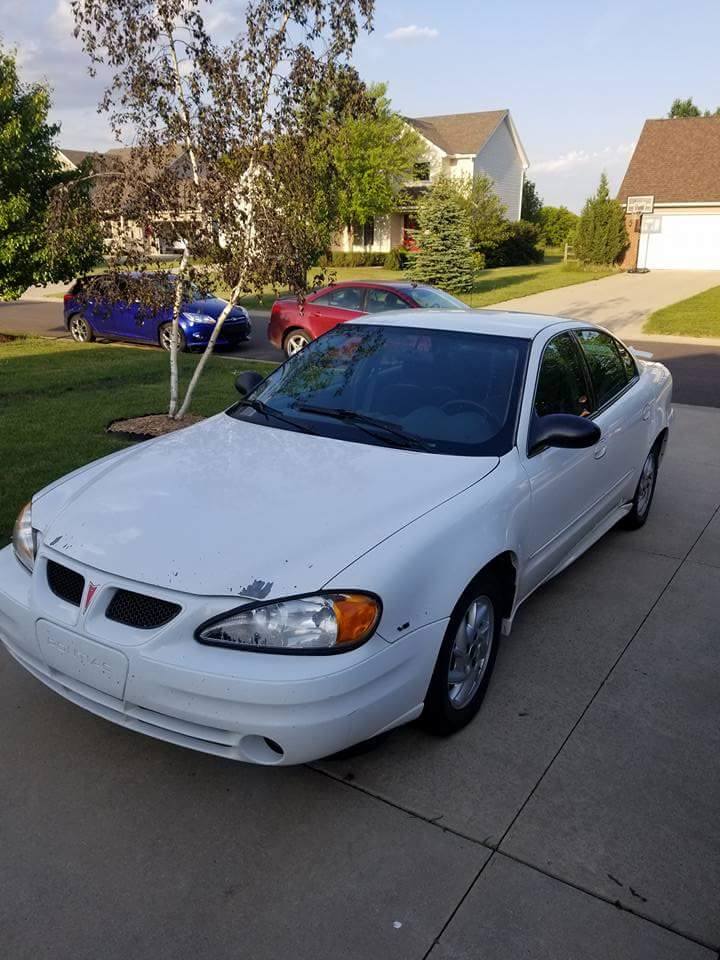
[639,213,720,269]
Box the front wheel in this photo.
[68,314,95,343]
[283,329,312,357]
[159,324,186,353]
[621,446,659,529]
[422,574,501,735]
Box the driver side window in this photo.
[535,333,591,418]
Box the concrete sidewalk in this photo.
[1,404,719,959]
[493,269,720,341]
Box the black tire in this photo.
[68,314,95,343]
[159,324,187,353]
[283,328,312,357]
[422,573,502,736]
[621,444,659,530]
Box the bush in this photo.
[538,206,579,247]
[574,173,628,265]
[484,220,544,268]
[322,251,386,267]
[383,246,409,270]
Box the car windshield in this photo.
[228,323,529,456]
[409,287,467,310]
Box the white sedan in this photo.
[2,311,672,765]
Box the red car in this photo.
[268,281,467,357]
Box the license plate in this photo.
[36,621,128,698]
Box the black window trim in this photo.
[570,327,639,417]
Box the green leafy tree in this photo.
[410,175,473,293]
[0,45,100,299]
[331,83,424,238]
[521,177,543,223]
[668,97,720,117]
[538,205,579,247]
[456,173,510,259]
[574,173,628,266]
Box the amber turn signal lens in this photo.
[332,594,381,646]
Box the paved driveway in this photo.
[494,269,720,339]
[1,403,719,959]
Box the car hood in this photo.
[184,297,248,320]
[33,415,498,599]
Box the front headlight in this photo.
[196,592,381,653]
[12,501,35,572]
[183,312,215,325]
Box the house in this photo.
[618,117,720,270]
[334,109,529,254]
[56,149,94,171]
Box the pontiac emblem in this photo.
[84,582,99,612]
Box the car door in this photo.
[518,331,611,596]
[304,286,367,336]
[573,328,650,508]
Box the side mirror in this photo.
[529,413,601,456]
[235,370,263,397]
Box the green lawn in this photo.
[644,285,720,338]
[0,336,276,544]
[235,257,615,311]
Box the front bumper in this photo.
[0,546,443,765]
[183,317,252,347]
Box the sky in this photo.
[4,0,720,211]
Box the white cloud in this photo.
[49,0,77,50]
[532,143,634,174]
[385,24,439,42]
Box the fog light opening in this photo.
[239,734,286,764]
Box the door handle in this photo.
[594,443,608,460]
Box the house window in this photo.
[413,161,431,181]
[352,219,375,247]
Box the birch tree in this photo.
[63,0,374,419]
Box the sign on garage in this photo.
[626,195,655,214]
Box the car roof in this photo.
[352,309,582,340]
[315,280,434,292]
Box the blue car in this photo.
[63,273,252,351]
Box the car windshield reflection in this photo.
[229,323,529,457]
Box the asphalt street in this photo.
[1,298,718,406]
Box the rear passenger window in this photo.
[575,330,629,408]
[535,333,591,417]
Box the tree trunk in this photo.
[174,279,244,420]
[168,243,189,418]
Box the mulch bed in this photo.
[107,413,205,441]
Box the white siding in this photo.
[474,117,524,220]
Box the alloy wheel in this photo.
[285,332,310,356]
[636,451,656,517]
[69,316,89,342]
[448,596,495,709]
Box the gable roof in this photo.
[406,110,508,155]
[618,118,720,204]
[59,149,94,168]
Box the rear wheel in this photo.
[68,314,95,343]
[159,324,186,353]
[621,445,659,529]
[283,329,312,357]
[422,573,502,735]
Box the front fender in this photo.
[323,451,531,642]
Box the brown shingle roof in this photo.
[406,110,507,155]
[617,118,720,204]
[59,149,94,167]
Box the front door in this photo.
[518,331,609,596]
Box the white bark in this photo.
[175,278,244,420]
[168,242,189,418]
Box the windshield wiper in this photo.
[236,398,317,435]
[295,404,434,451]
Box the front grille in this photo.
[106,589,181,630]
[47,560,85,606]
